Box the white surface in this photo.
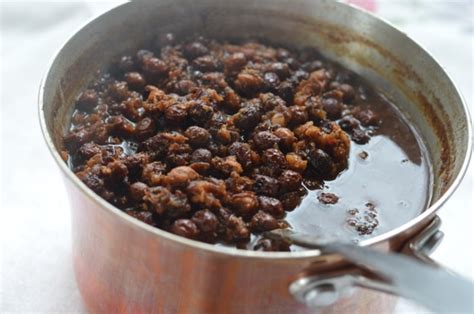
[0,1,472,313]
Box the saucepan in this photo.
[39,0,472,313]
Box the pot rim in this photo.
[38,0,472,260]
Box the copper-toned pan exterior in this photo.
[39,1,471,313]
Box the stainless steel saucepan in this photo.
[39,1,472,313]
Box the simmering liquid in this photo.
[287,88,432,243]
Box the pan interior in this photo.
[41,0,470,250]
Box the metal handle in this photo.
[270,217,474,312]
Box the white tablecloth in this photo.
[1,1,472,312]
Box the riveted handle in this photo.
[400,216,445,266]
[270,217,474,312]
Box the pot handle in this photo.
[281,217,474,312]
